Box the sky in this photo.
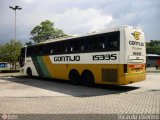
[0,0,160,44]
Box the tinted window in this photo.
[26,31,120,56]
[42,44,52,55]
[50,41,68,55]
[87,36,104,52]
[86,31,120,52]
[68,38,85,53]
[27,45,43,56]
[106,32,120,51]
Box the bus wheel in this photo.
[81,71,95,87]
[69,70,81,85]
[27,68,32,78]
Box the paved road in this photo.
[0,73,159,119]
[128,73,160,90]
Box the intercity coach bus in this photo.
[19,26,146,86]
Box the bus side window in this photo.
[109,33,119,51]
[100,42,105,50]
[48,43,56,55]
[87,36,105,52]
[81,45,84,51]
[68,38,85,53]
[87,36,98,51]
[77,39,85,52]
[39,45,45,55]
[51,43,57,54]
[35,46,42,56]
[68,43,74,53]
[52,41,68,54]
[42,44,52,55]
[50,50,53,54]
[104,31,120,51]
[98,35,107,51]
[108,35,115,50]
[70,47,73,52]
[65,47,68,53]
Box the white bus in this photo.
[19,25,146,86]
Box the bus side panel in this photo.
[42,56,69,80]
[29,56,121,84]
[64,64,119,84]
[31,56,118,84]
[25,56,146,85]
[25,56,67,79]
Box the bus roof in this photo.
[146,54,160,57]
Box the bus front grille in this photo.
[102,69,118,82]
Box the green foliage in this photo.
[148,40,160,46]
[0,40,22,69]
[146,40,160,55]
[30,20,67,43]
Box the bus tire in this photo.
[27,68,32,78]
[69,70,81,85]
[81,70,95,87]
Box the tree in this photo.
[148,40,160,46]
[146,40,160,55]
[0,40,22,70]
[0,45,4,62]
[30,20,67,43]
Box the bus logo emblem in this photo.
[131,31,141,40]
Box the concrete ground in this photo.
[146,67,160,73]
[0,72,159,120]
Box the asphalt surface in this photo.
[0,72,159,120]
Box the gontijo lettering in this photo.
[129,41,144,46]
[53,55,80,62]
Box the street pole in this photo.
[15,10,16,40]
[9,5,22,40]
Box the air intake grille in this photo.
[102,69,118,82]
